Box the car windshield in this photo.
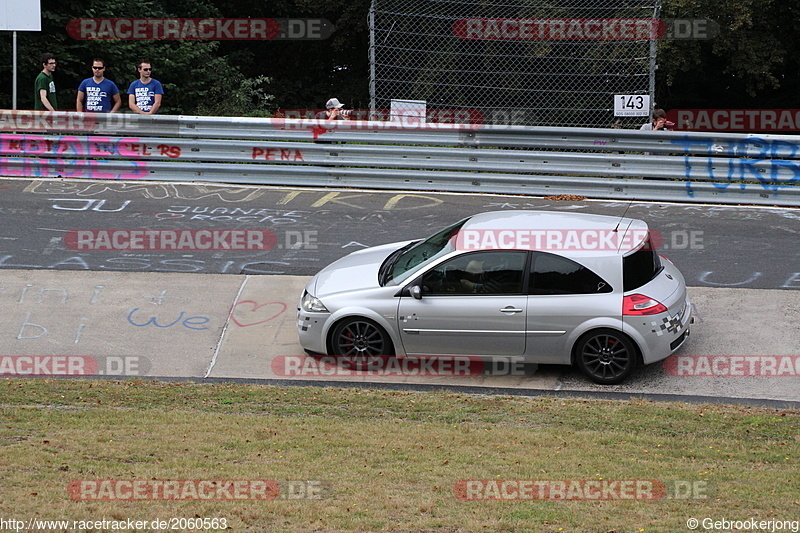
[381,218,468,286]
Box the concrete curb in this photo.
[1,269,798,403]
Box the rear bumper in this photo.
[670,322,692,351]
[624,293,693,365]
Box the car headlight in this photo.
[301,291,329,313]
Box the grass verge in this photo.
[1,378,799,533]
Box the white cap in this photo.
[325,98,344,109]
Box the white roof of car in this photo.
[456,210,650,257]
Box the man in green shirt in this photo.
[34,53,58,111]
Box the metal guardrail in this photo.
[1,111,798,206]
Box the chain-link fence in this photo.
[369,0,660,127]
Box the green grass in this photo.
[1,379,798,532]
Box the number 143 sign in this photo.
[614,95,651,117]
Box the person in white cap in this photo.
[315,97,348,120]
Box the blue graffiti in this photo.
[670,136,800,159]
[671,136,800,192]
[0,157,147,180]
[127,308,210,330]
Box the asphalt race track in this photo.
[1,178,798,407]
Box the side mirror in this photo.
[409,285,422,300]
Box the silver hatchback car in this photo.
[297,211,692,384]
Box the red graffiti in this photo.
[126,142,153,156]
[157,144,182,158]
[251,147,305,161]
[0,134,143,157]
[230,300,287,327]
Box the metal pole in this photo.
[649,1,662,111]
[12,31,17,110]
[368,1,376,117]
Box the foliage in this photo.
[195,75,274,117]
[0,0,269,114]
[209,0,373,111]
[656,0,800,108]
[0,0,798,114]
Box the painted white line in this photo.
[205,274,250,379]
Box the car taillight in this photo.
[623,294,668,315]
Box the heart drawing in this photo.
[230,300,288,327]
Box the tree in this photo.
[2,0,798,115]
[656,0,800,109]
[207,0,372,111]
[0,0,274,115]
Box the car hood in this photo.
[310,240,413,298]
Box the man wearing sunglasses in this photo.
[76,58,121,113]
[128,61,164,115]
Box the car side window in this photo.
[529,252,612,295]
[420,251,527,296]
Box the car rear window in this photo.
[623,241,662,292]
[529,252,612,295]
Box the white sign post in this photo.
[1,0,42,110]
[613,94,651,117]
[390,99,427,127]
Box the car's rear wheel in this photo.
[574,329,639,385]
[330,317,394,369]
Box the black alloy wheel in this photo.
[330,318,394,370]
[575,329,639,385]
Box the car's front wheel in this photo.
[329,317,394,369]
[574,329,639,385]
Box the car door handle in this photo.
[500,306,523,314]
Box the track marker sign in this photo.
[614,95,650,117]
